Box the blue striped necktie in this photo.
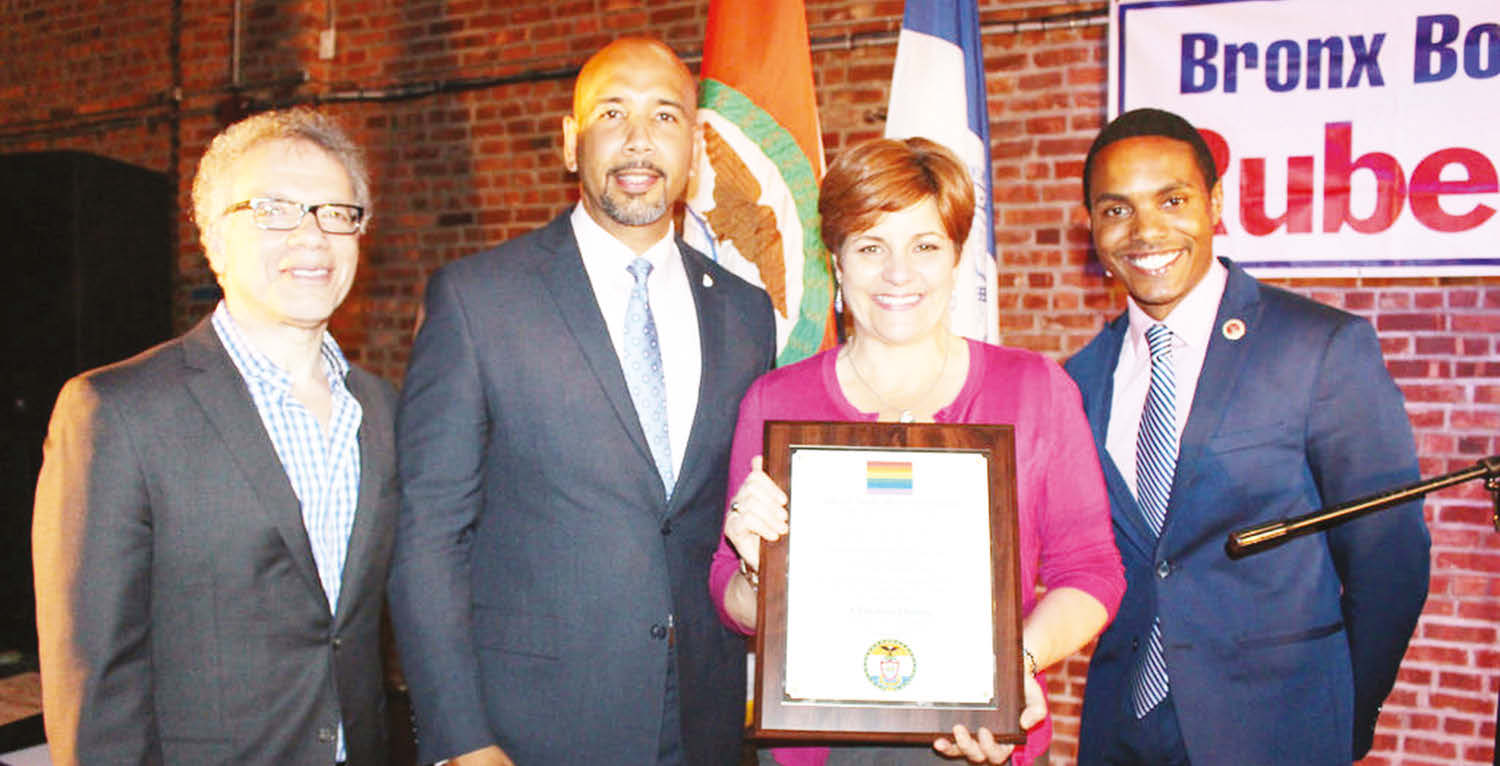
[1131,323,1177,718]
[623,258,675,494]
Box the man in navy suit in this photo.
[387,37,776,766]
[1066,108,1429,765]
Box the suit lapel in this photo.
[181,319,327,607]
[1165,260,1263,527]
[535,216,666,504]
[670,245,724,516]
[1079,315,1156,560]
[336,369,390,623]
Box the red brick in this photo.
[1430,692,1494,715]
[1458,435,1493,455]
[1378,313,1444,331]
[1454,314,1500,333]
[1463,744,1496,762]
[1438,670,1486,692]
[1387,359,1436,379]
[1400,667,1434,684]
[1437,551,1500,575]
[1384,688,1421,707]
[1433,526,1483,546]
[1415,291,1446,310]
[1443,716,1477,735]
[1408,712,1442,730]
[1425,622,1498,643]
[1402,384,1468,403]
[1415,336,1457,354]
[1450,289,1481,308]
[1441,506,1496,527]
[1378,291,1414,310]
[1403,735,1458,757]
[1379,335,1411,355]
[1407,409,1446,428]
[1422,596,1456,615]
[1405,644,1470,665]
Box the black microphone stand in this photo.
[1227,455,1500,558]
[1225,454,1500,763]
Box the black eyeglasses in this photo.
[223,197,366,234]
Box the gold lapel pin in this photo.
[1222,318,1246,340]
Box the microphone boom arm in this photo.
[1227,455,1500,559]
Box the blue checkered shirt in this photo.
[212,304,362,761]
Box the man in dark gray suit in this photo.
[388,37,776,766]
[33,108,397,765]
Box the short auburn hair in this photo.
[819,137,974,260]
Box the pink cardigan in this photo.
[708,340,1125,766]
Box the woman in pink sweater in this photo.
[710,138,1124,766]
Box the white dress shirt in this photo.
[571,204,701,478]
[1106,258,1229,503]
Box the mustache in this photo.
[608,161,666,177]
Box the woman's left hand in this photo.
[932,673,1047,763]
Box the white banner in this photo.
[1111,0,1500,277]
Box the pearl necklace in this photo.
[845,339,951,423]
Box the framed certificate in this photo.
[750,421,1023,744]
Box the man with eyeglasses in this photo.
[33,107,398,765]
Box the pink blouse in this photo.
[708,340,1124,766]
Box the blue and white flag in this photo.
[884,0,998,343]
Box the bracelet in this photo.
[1022,647,1038,676]
[739,557,760,591]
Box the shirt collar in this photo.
[1125,256,1228,354]
[211,302,351,391]
[570,203,679,275]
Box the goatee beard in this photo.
[599,161,670,226]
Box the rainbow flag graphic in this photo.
[866,460,914,494]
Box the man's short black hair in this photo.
[1082,107,1219,210]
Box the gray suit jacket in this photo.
[33,317,398,765]
[388,212,776,765]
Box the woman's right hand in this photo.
[723,456,789,572]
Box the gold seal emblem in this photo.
[865,639,916,691]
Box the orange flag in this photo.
[684,0,835,364]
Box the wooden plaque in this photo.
[750,420,1024,744]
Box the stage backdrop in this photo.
[1110,0,1499,277]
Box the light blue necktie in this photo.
[623,257,674,494]
[1131,323,1177,718]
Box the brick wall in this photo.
[3,0,1497,762]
